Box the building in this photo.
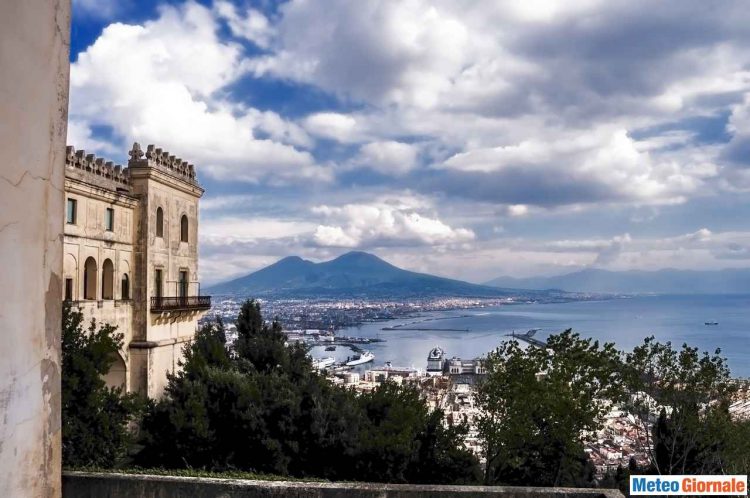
[426,347,486,383]
[63,142,211,398]
[427,346,445,375]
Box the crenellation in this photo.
[131,143,199,183]
[66,145,130,187]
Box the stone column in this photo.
[0,1,70,497]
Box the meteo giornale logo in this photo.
[630,475,748,496]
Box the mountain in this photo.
[207,251,552,299]
[484,268,750,294]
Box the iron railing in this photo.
[150,295,211,312]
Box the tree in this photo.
[355,382,480,484]
[137,299,480,484]
[622,337,737,475]
[476,330,623,487]
[61,302,139,466]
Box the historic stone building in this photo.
[63,142,210,398]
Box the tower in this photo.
[127,143,209,398]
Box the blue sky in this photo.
[69,0,750,285]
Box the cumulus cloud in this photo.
[69,1,328,184]
[242,0,750,203]
[311,199,475,248]
[435,128,717,206]
[353,141,419,175]
[302,112,363,143]
[214,1,274,48]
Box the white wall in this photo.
[0,0,70,496]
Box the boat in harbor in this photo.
[345,351,375,366]
[312,356,336,370]
[325,345,336,351]
[705,321,719,326]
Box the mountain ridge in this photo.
[207,251,548,299]
[484,267,750,294]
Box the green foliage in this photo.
[137,299,479,484]
[476,330,623,487]
[622,337,738,475]
[61,302,140,467]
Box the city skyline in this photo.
[69,0,750,285]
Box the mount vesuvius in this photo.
[207,251,556,299]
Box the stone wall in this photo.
[0,0,71,496]
[63,472,625,498]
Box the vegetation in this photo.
[476,330,623,487]
[135,300,480,484]
[62,299,750,490]
[61,303,140,466]
[622,337,750,476]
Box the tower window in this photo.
[180,215,188,243]
[105,208,114,231]
[64,278,73,301]
[156,207,164,238]
[66,198,77,224]
[121,274,130,300]
[154,269,163,298]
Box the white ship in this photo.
[312,356,336,370]
[345,351,375,366]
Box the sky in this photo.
[69,0,750,285]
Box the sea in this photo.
[309,294,750,378]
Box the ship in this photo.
[325,345,336,351]
[705,321,719,326]
[345,351,375,366]
[312,356,336,370]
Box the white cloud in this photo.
[69,1,328,185]
[202,215,315,245]
[506,204,529,217]
[354,141,419,175]
[312,199,475,248]
[303,112,363,143]
[438,128,717,206]
[214,1,273,48]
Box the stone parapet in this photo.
[128,142,199,185]
[66,146,131,191]
[63,472,625,498]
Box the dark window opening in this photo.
[156,207,164,238]
[83,257,97,300]
[105,208,114,231]
[121,274,129,300]
[155,269,163,299]
[102,259,114,299]
[66,198,77,224]
[179,270,188,299]
[180,215,188,243]
[64,278,73,301]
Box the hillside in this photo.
[208,251,550,299]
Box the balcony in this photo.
[150,295,211,312]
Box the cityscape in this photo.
[4,1,750,497]
[205,294,750,480]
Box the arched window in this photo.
[102,259,114,300]
[121,274,130,300]
[83,257,97,300]
[156,207,164,238]
[180,215,188,243]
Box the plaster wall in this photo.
[0,0,71,496]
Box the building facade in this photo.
[63,142,210,398]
